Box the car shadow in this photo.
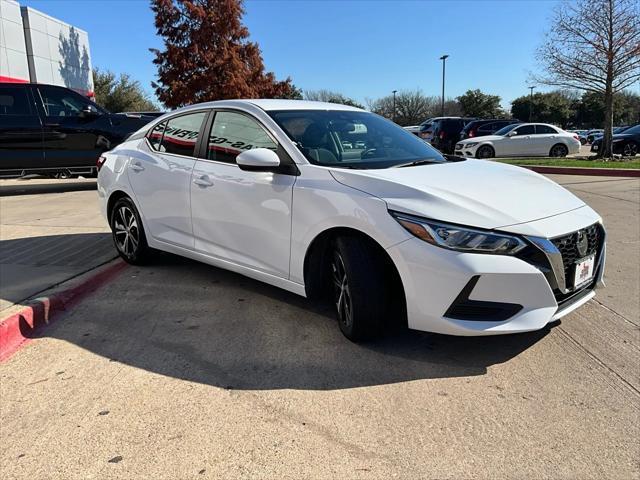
[25,249,553,391]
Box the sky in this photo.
[20,0,567,108]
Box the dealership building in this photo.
[0,0,94,97]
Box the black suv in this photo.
[429,117,476,153]
[460,119,521,140]
[0,82,159,177]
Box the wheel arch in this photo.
[303,226,407,323]
[107,190,132,223]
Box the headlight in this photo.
[464,142,479,148]
[391,212,527,255]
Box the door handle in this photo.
[193,175,214,187]
[130,162,144,172]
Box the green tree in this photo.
[510,91,574,127]
[577,91,640,127]
[457,89,502,118]
[150,0,297,108]
[304,89,364,109]
[92,68,158,112]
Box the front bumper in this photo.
[386,215,605,336]
[455,143,480,158]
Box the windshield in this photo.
[268,110,447,169]
[494,123,520,136]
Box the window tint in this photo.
[513,125,535,136]
[535,125,558,134]
[159,112,207,157]
[478,122,495,132]
[38,86,95,117]
[147,121,166,151]
[0,86,31,115]
[207,111,277,163]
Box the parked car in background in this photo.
[586,129,604,144]
[460,119,521,140]
[0,82,156,178]
[568,129,588,145]
[430,117,476,153]
[417,121,434,142]
[98,99,605,341]
[589,126,631,144]
[455,123,581,158]
[590,124,640,156]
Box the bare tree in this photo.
[367,89,441,126]
[304,89,364,108]
[534,0,640,157]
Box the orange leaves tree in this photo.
[150,0,299,108]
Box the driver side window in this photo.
[513,125,535,136]
[37,86,95,118]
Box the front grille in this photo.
[551,223,602,290]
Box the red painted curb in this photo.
[523,165,640,177]
[0,259,127,362]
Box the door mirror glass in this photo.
[236,148,281,172]
[507,130,517,137]
[80,105,101,118]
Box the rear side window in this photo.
[207,111,277,164]
[158,112,207,157]
[0,86,31,115]
[147,122,166,150]
[535,125,558,134]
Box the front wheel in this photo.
[330,236,388,341]
[110,197,151,265]
[549,144,568,157]
[476,145,494,159]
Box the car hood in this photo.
[329,159,585,230]
[459,135,503,143]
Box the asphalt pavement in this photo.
[0,175,638,479]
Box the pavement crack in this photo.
[556,326,640,404]
[594,298,640,327]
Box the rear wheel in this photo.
[110,197,151,265]
[549,143,568,157]
[476,145,494,159]
[330,236,388,341]
[622,142,638,157]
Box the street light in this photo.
[528,85,536,122]
[439,55,449,116]
[392,90,397,123]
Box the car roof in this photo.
[174,99,365,112]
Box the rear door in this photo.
[533,124,560,155]
[127,110,209,248]
[35,84,109,168]
[0,84,43,173]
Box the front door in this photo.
[190,110,296,278]
[503,124,536,156]
[127,110,208,248]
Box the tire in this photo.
[330,236,388,341]
[475,145,495,159]
[549,143,568,157]
[580,138,587,145]
[110,196,151,265]
[622,142,638,157]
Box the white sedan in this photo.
[97,100,605,341]
[455,123,581,159]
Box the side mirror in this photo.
[79,106,102,119]
[506,130,517,137]
[236,148,281,172]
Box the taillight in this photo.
[439,131,445,139]
[97,155,107,172]
[573,134,579,141]
[469,129,475,138]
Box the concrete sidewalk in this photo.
[0,179,116,312]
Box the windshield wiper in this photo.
[393,159,440,168]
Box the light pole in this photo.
[439,55,449,116]
[392,90,397,123]
[528,85,536,122]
